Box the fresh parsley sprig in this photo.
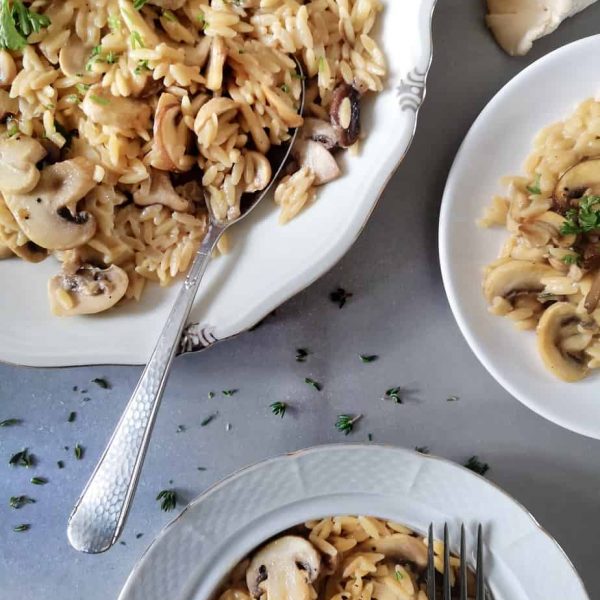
[270,401,287,418]
[335,414,361,435]
[561,195,600,235]
[0,0,50,51]
[156,489,177,511]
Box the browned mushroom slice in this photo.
[48,263,129,316]
[10,240,48,263]
[553,157,600,212]
[82,86,151,131]
[246,536,321,600]
[584,269,600,313]
[329,83,360,148]
[0,90,18,121]
[4,157,97,250]
[133,169,191,212]
[150,93,193,172]
[359,534,427,568]
[292,139,341,185]
[581,240,600,270]
[0,136,47,195]
[59,36,90,77]
[301,117,339,150]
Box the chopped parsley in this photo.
[107,14,121,31]
[561,195,600,235]
[280,83,290,93]
[464,456,489,476]
[130,30,144,49]
[9,495,35,509]
[207,391,215,400]
[75,83,91,95]
[222,389,237,397]
[0,418,21,427]
[133,0,148,9]
[335,414,361,435]
[67,411,76,423]
[57,460,64,469]
[394,570,404,581]
[359,354,378,363]
[270,401,287,418]
[526,174,541,195]
[156,489,177,511]
[330,287,353,308]
[30,476,47,485]
[162,9,177,22]
[13,523,30,532]
[176,425,185,433]
[92,377,111,389]
[304,377,322,391]
[562,253,580,266]
[415,446,430,454]
[0,0,50,51]
[9,448,34,468]
[134,59,151,75]
[89,94,109,106]
[74,444,84,460]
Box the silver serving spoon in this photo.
[67,60,305,553]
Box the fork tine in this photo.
[476,524,485,600]
[427,524,436,600]
[460,524,468,600]
[443,524,451,600]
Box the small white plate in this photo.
[440,34,600,440]
[118,445,588,600]
[0,0,436,368]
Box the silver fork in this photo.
[427,523,486,600]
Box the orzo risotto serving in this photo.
[218,516,476,600]
[0,0,386,316]
[480,98,600,382]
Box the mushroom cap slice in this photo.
[301,118,339,150]
[48,264,129,316]
[330,83,360,148]
[133,169,191,212]
[537,302,589,382]
[483,260,556,303]
[292,139,341,186]
[358,534,427,568]
[4,157,97,251]
[59,35,90,77]
[553,157,600,212]
[246,535,320,600]
[82,86,152,132]
[10,240,48,263]
[0,136,47,195]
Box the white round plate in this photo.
[440,35,600,440]
[118,445,587,600]
[0,0,436,368]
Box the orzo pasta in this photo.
[481,98,600,382]
[217,516,477,600]
[0,0,386,315]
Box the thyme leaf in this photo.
[270,401,287,418]
[156,489,177,511]
[335,414,361,435]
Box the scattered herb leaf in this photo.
[329,287,353,308]
[222,389,237,397]
[561,195,600,235]
[562,253,580,266]
[201,414,217,427]
[415,446,430,454]
[280,83,290,93]
[74,444,83,460]
[136,532,144,539]
[9,495,35,509]
[134,59,150,75]
[368,433,373,442]
[176,425,185,433]
[67,411,76,423]
[197,466,206,471]
[130,30,144,49]
[270,401,287,418]
[464,456,489,476]
[13,523,30,532]
[208,391,215,399]
[359,354,378,363]
[30,476,47,485]
[335,414,361,435]
[526,174,541,195]
[394,570,404,581]
[133,0,148,9]
[92,377,110,389]
[295,348,309,362]
[9,448,34,468]
[57,460,64,469]
[384,387,402,404]
[304,377,322,391]
[0,418,21,427]
[156,489,177,511]
[162,9,177,21]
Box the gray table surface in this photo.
[3,2,600,598]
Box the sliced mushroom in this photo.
[244,151,272,193]
[59,36,90,77]
[483,260,556,303]
[330,83,360,148]
[584,269,600,314]
[0,90,18,121]
[582,240,600,270]
[0,50,16,87]
[133,169,191,212]
[358,534,427,568]
[292,139,341,185]
[10,240,48,263]
[150,93,193,171]
[553,157,600,212]
[519,211,576,248]
[246,536,320,600]
[0,136,46,195]
[4,157,97,250]
[82,86,152,131]
[537,302,589,382]
[301,117,339,150]
[48,263,129,316]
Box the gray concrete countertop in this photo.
[3,2,600,597]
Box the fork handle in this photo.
[67,224,224,553]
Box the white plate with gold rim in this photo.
[118,444,588,600]
[0,0,436,368]
[440,35,600,440]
